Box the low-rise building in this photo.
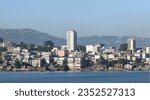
[0,42,10,47]
[67,57,85,70]
[61,45,67,50]
[86,44,101,53]
[56,57,66,66]
[104,47,115,53]
[57,50,69,57]
[124,64,133,70]
[31,59,41,67]
[145,47,150,54]
[108,54,115,60]
[74,57,85,69]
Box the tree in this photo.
[28,44,36,51]
[14,59,21,68]
[111,60,118,70]
[106,61,112,70]
[96,56,108,70]
[21,62,28,68]
[63,60,69,71]
[84,58,93,67]
[41,58,48,68]
[36,45,47,52]
[0,37,3,43]
[44,40,54,51]
[119,43,128,51]
[139,62,145,68]
[20,42,28,49]
[0,47,7,52]
[10,42,17,47]
[135,58,142,63]
[77,45,86,52]
[118,59,128,65]
[98,56,107,65]
[44,40,54,47]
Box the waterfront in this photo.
[0,71,149,83]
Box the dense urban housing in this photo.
[0,31,150,71]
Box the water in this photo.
[0,71,149,83]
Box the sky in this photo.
[0,0,150,38]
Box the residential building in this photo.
[0,42,10,47]
[57,50,69,57]
[67,57,85,70]
[124,64,133,70]
[128,38,136,53]
[86,44,102,53]
[61,45,67,50]
[145,47,150,54]
[67,30,77,51]
[104,47,115,53]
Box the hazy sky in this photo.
[0,0,150,38]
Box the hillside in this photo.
[0,28,66,46]
[78,35,150,48]
[0,28,150,48]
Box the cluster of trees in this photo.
[0,37,3,43]
[119,43,128,51]
[0,47,7,53]
[0,37,129,52]
[97,55,146,70]
[9,40,54,52]
[77,45,86,52]
[97,56,130,70]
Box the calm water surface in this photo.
[0,71,149,83]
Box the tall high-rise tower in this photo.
[67,30,77,51]
[127,38,136,53]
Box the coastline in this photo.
[0,69,149,73]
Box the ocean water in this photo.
[0,71,149,83]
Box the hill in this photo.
[78,35,150,48]
[0,28,149,48]
[0,28,66,46]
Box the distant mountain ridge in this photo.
[0,28,150,48]
[0,28,66,46]
[78,35,150,48]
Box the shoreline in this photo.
[0,69,149,73]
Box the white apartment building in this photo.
[146,47,150,54]
[67,30,77,51]
[86,44,100,53]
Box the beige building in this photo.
[57,50,68,57]
[128,38,136,53]
[67,57,75,70]
[67,57,84,70]
[74,57,84,69]
[31,59,38,67]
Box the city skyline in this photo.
[0,0,150,38]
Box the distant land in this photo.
[0,28,66,46]
[0,28,150,48]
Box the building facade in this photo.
[67,30,77,51]
[128,38,136,53]
[86,44,101,53]
[145,47,150,54]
